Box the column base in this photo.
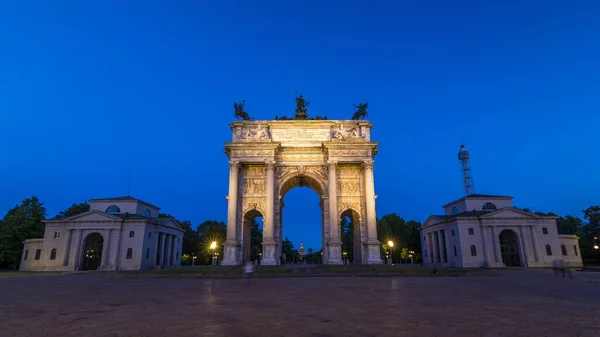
[222,240,240,266]
[366,240,383,264]
[327,241,342,264]
[261,241,277,265]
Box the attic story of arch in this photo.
[223,95,382,265]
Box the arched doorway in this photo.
[340,209,362,264]
[241,209,263,263]
[278,174,325,265]
[82,232,104,270]
[499,230,521,267]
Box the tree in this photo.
[557,215,583,235]
[377,213,422,262]
[179,220,198,257]
[55,202,90,218]
[400,247,410,262]
[250,218,263,261]
[196,220,226,265]
[341,216,354,261]
[0,197,47,269]
[580,206,600,260]
[282,237,294,256]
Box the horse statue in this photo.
[234,100,251,120]
[351,103,368,120]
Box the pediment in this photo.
[423,215,444,227]
[480,208,537,219]
[158,218,183,231]
[63,211,122,222]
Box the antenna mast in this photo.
[458,144,474,196]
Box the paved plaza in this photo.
[1,270,599,336]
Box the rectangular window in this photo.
[24,250,28,260]
[54,231,60,238]
[561,245,567,256]
[573,245,578,256]
[148,232,151,238]
[451,229,455,236]
[468,228,474,235]
[34,249,41,260]
[542,227,548,234]
[453,246,457,256]
[129,231,135,238]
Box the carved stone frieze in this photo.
[328,149,371,157]
[243,196,266,213]
[243,179,266,194]
[236,124,271,142]
[230,149,275,157]
[337,196,362,213]
[276,165,327,182]
[337,165,361,177]
[331,124,365,142]
[338,179,360,195]
[245,165,267,176]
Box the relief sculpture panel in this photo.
[243,179,266,195]
[338,179,360,195]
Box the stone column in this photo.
[479,224,490,267]
[159,232,166,266]
[529,225,539,263]
[363,159,382,264]
[326,161,342,264]
[62,229,73,267]
[154,231,161,267]
[71,230,84,270]
[165,234,172,267]
[100,229,111,269]
[261,160,277,265]
[435,231,442,263]
[491,226,500,264]
[223,161,241,265]
[427,232,435,263]
[518,226,529,267]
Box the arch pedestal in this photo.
[222,120,383,266]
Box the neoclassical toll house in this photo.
[422,194,583,268]
[20,196,184,271]
[222,119,383,266]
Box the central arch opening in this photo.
[499,229,521,267]
[82,232,103,270]
[278,174,325,265]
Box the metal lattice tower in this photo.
[458,144,474,196]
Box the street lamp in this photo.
[343,251,348,265]
[388,241,394,265]
[210,241,217,265]
[409,250,414,264]
[192,254,197,266]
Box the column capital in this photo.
[265,159,276,169]
[229,160,241,170]
[361,159,374,170]
[327,160,338,168]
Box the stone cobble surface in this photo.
[1,270,599,336]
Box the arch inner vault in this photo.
[222,119,382,265]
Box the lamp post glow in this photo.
[210,241,217,265]
[388,241,394,265]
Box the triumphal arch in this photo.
[222,97,382,265]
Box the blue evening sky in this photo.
[1,1,599,251]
